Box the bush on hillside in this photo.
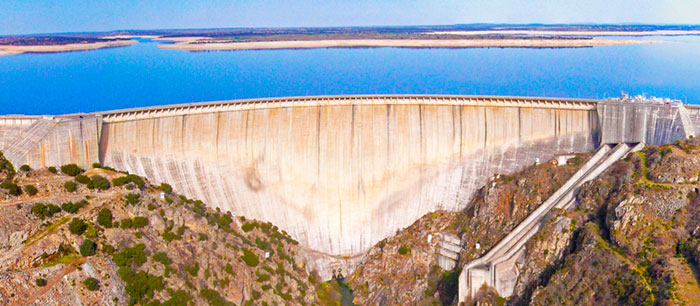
[24,184,38,196]
[48,166,58,174]
[31,203,61,219]
[61,200,87,213]
[60,164,83,176]
[97,208,113,228]
[241,248,259,267]
[19,164,31,171]
[87,175,110,190]
[80,239,97,256]
[133,216,148,228]
[75,174,90,184]
[64,181,77,192]
[69,218,88,235]
[83,277,99,291]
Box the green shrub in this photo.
[61,200,87,213]
[241,248,259,267]
[36,278,47,287]
[120,218,133,229]
[185,262,200,276]
[23,184,38,196]
[163,289,192,305]
[68,218,88,235]
[123,270,164,304]
[102,244,115,255]
[83,277,99,291]
[31,203,61,219]
[92,162,103,169]
[48,166,58,174]
[153,252,172,266]
[159,183,173,193]
[64,181,77,192]
[200,288,232,306]
[125,193,140,205]
[80,239,97,256]
[132,216,148,228]
[112,243,147,268]
[241,222,255,232]
[61,164,83,176]
[97,208,113,228]
[112,174,146,189]
[19,164,31,172]
[224,263,234,275]
[87,175,110,190]
[1,180,22,196]
[398,245,411,255]
[75,174,90,184]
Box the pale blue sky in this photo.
[1,0,699,35]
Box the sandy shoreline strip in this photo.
[431,30,700,36]
[158,37,660,51]
[0,39,138,55]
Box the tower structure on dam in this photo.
[0,95,696,278]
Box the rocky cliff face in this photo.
[504,139,700,305]
[0,153,340,305]
[347,155,589,306]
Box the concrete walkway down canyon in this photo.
[0,95,697,284]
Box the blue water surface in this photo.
[1,36,700,115]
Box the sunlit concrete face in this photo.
[92,96,599,276]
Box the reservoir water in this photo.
[1,36,699,115]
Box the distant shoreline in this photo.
[157,37,661,51]
[431,30,700,36]
[0,39,137,56]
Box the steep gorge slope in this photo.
[0,153,344,305]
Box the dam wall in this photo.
[0,115,101,169]
[597,102,693,144]
[96,96,599,276]
[5,95,699,279]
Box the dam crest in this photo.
[0,95,697,279]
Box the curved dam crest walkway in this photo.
[0,95,697,280]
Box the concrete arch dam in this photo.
[0,95,694,277]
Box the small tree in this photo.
[241,248,259,267]
[48,166,58,174]
[97,208,113,228]
[92,162,103,169]
[121,218,133,229]
[69,218,88,235]
[398,245,411,255]
[64,181,77,192]
[80,239,97,256]
[159,183,173,194]
[133,216,148,228]
[87,175,110,190]
[24,184,38,196]
[75,174,90,184]
[19,164,31,171]
[60,164,83,176]
[83,277,99,291]
[36,278,47,287]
